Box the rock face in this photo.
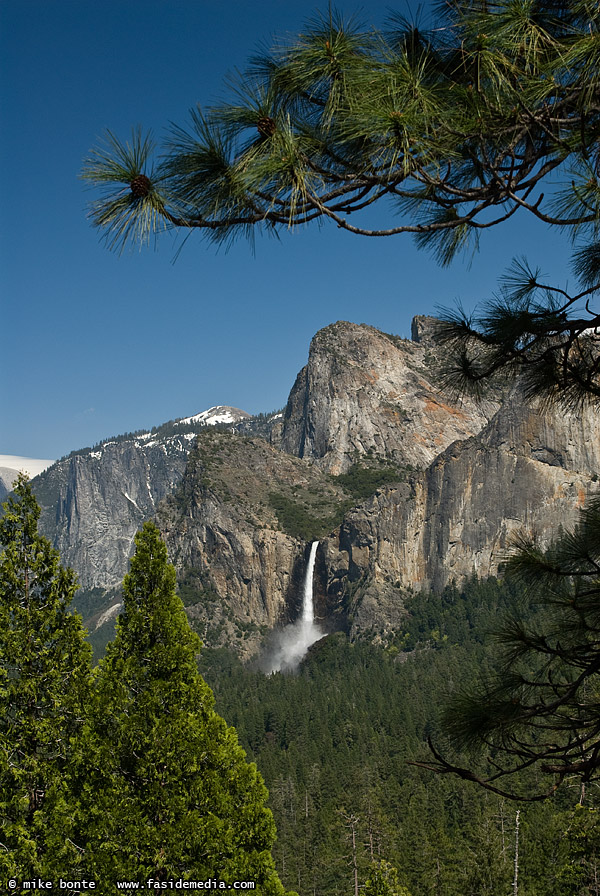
[320,387,600,640]
[156,431,350,656]
[32,407,271,591]
[34,433,196,589]
[279,320,494,474]
[29,321,600,656]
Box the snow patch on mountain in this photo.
[175,406,251,427]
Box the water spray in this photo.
[265,541,324,673]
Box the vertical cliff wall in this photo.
[33,435,195,589]
[156,431,350,656]
[279,320,495,473]
[320,387,600,639]
[27,319,600,656]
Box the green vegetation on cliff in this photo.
[336,462,405,502]
[268,461,405,541]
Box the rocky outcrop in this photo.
[279,320,494,474]
[320,387,600,640]
[156,431,350,656]
[34,433,196,589]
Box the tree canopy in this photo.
[0,486,288,889]
[434,253,600,408]
[70,522,286,891]
[0,475,92,879]
[417,496,600,801]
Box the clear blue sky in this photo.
[1,0,575,460]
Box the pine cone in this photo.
[257,116,276,138]
[130,174,152,198]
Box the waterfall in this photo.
[265,540,324,673]
[302,540,319,625]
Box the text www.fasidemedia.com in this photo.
[6,878,257,891]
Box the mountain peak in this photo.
[174,406,252,427]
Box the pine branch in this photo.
[82,4,600,257]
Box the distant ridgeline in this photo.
[24,318,599,659]
[0,455,55,501]
[55,405,278,461]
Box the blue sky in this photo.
[1,0,575,460]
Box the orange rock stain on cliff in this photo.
[424,396,468,419]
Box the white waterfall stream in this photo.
[266,540,323,673]
[301,540,319,625]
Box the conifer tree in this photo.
[420,497,600,799]
[72,521,286,892]
[364,860,412,896]
[0,474,92,879]
[82,3,600,260]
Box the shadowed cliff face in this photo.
[32,411,276,592]
[33,435,195,589]
[29,319,600,656]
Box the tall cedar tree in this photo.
[0,474,92,879]
[70,522,287,893]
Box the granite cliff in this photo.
[32,407,264,591]
[280,319,494,473]
[28,319,599,655]
[321,385,600,641]
[155,431,351,657]
[34,433,194,590]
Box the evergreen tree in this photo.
[0,474,92,878]
[82,3,600,260]
[553,805,600,895]
[364,860,412,896]
[435,255,600,409]
[421,497,600,798]
[71,522,286,892]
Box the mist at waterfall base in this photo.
[263,541,325,674]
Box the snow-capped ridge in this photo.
[175,406,251,427]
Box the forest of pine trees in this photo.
[3,476,600,895]
[199,583,600,896]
